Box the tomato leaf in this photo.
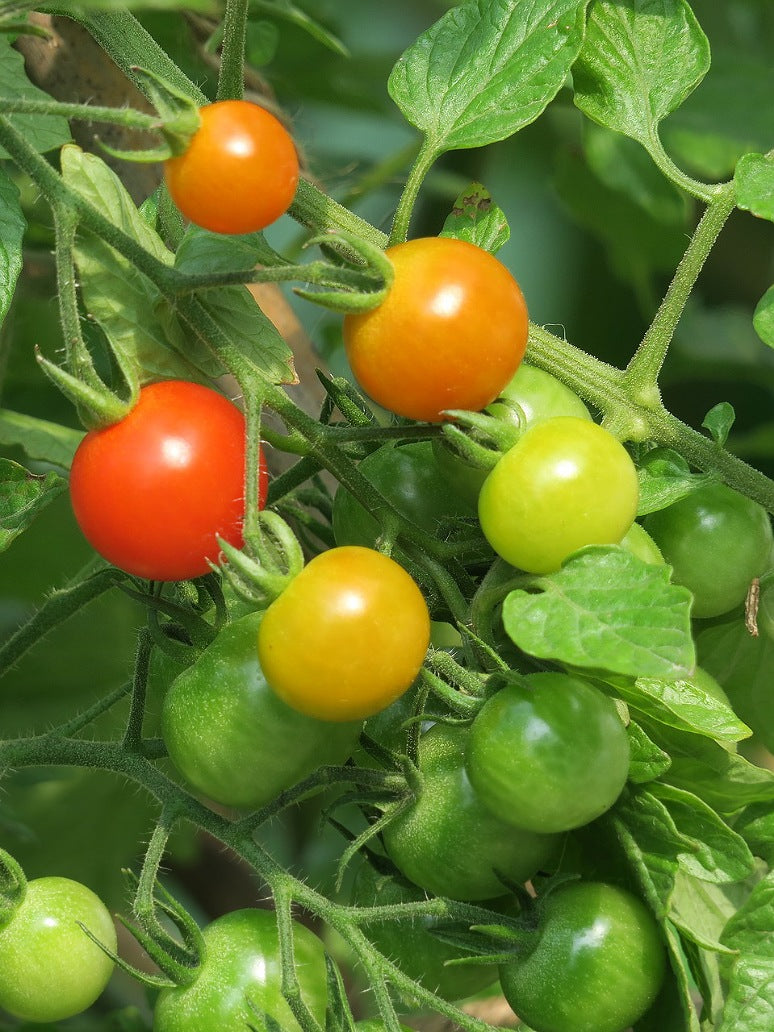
[0,458,68,552]
[573,0,710,156]
[718,871,774,1032]
[648,783,754,886]
[636,465,711,515]
[60,146,223,385]
[626,720,671,784]
[0,165,24,330]
[439,182,510,253]
[0,37,72,156]
[175,226,285,274]
[701,402,735,446]
[754,285,774,349]
[0,410,83,471]
[388,0,590,156]
[735,152,774,222]
[616,674,751,743]
[502,546,694,679]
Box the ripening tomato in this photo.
[343,237,528,422]
[0,876,117,1023]
[257,546,430,721]
[478,417,639,574]
[69,380,268,581]
[164,100,299,234]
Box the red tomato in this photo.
[343,237,528,423]
[164,100,299,235]
[69,380,267,581]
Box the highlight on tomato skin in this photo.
[342,236,529,423]
[68,379,268,582]
[164,100,300,235]
[257,545,431,722]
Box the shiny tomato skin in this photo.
[465,672,630,834]
[69,380,268,582]
[381,722,559,901]
[164,100,299,234]
[258,546,430,721]
[343,237,528,423]
[154,908,327,1032]
[0,876,117,1023]
[642,481,773,619]
[477,416,639,574]
[498,882,666,1032]
[162,612,362,809]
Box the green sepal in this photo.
[97,138,174,164]
[129,65,201,157]
[35,349,133,429]
[294,232,393,314]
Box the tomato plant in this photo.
[3,1,774,1031]
[642,481,773,619]
[164,100,299,234]
[257,546,430,721]
[477,417,639,573]
[498,881,666,1032]
[162,611,362,809]
[381,722,560,900]
[0,875,117,1023]
[69,379,268,581]
[342,236,528,422]
[332,441,475,552]
[153,908,327,1032]
[465,672,630,833]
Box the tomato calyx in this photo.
[97,875,204,992]
[439,408,522,470]
[296,231,395,314]
[220,510,306,607]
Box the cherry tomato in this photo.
[162,612,362,809]
[257,546,430,721]
[619,521,664,566]
[642,481,772,619]
[432,363,593,505]
[351,863,502,1001]
[477,416,639,574]
[332,441,475,551]
[498,881,666,1032]
[343,237,528,423]
[154,908,327,1032]
[381,722,559,900]
[0,876,116,1022]
[164,100,299,234]
[69,380,268,581]
[465,672,630,833]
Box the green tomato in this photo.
[498,881,666,1032]
[0,876,116,1022]
[642,482,772,619]
[162,612,362,809]
[619,521,664,566]
[432,364,592,506]
[465,672,630,834]
[489,363,592,428]
[351,863,502,1002]
[381,722,559,901]
[332,441,475,551]
[154,908,327,1032]
[478,417,639,574]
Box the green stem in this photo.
[647,130,725,205]
[623,182,737,395]
[0,98,160,129]
[388,138,438,246]
[123,630,153,752]
[217,0,249,101]
[290,178,387,250]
